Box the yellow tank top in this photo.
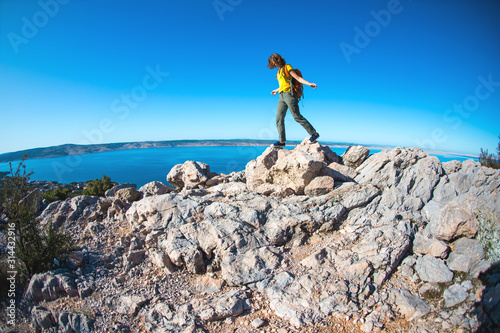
[277,64,293,93]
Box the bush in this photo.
[42,187,70,202]
[476,208,500,264]
[82,175,114,197]
[479,135,500,169]
[1,156,73,281]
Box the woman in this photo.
[268,53,319,147]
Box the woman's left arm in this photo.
[290,70,317,89]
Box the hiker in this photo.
[268,53,319,147]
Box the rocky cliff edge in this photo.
[14,139,500,332]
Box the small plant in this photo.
[82,175,114,197]
[42,187,70,202]
[1,155,73,281]
[479,134,500,169]
[476,208,500,263]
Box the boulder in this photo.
[267,150,324,194]
[304,176,335,196]
[412,232,449,259]
[138,181,174,196]
[443,283,469,308]
[57,311,93,333]
[293,139,340,164]
[158,230,205,274]
[31,306,56,330]
[38,196,100,230]
[427,202,478,241]
[446,237,484,273]
[342,145,370,168]
[126,193,201,230]
[322,162,359,182]
[392,289,431,321]
[414,254,454,283]
[245,140,340,195]
[25,270,78,304]
[105,183,136,197]
[115,187,142,202]
[167,161,214,189]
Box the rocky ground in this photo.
[1,140,499,333]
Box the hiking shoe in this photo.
[272,141,285,147]
[309,133,320,143]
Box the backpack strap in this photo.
[282,65,295,97]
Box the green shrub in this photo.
[42,187,70,202]
[1,156,73,281]
[82,175,114,197]
[476,208,500,264]
[479,135,500,169]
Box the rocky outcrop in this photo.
[15,143,500,333]
[166,160,215,189]
[342,145,370,168]
[245,139,340,195]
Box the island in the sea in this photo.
[0,139,395,163]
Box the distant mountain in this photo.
[0,140,295,163]
[0,139,397,163]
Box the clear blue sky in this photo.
[1,0,499,156]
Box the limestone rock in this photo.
[427,202,478,241]
[245,140,340,195]
[159,230,205,274]
[126,193,201,230]
[304,175,335,196]
[138,181,174,196]
[322,162,359,182]
[105,183,136,197]
[115,187,142,202]
[412,232,449,259]
[38,195,100,230]
[393,289,431,321]
[221,246,282,286]
[114,295,148,315]
[414,254,454,283]
[329,183,380,210]
[443,283,469,308]
[342,145,370,168]
[25,270,79,304]
[167,160,214,189]
[191,289,251,321]
[31,306,56,330]
[446,237,484,273]
[268,150,325,194]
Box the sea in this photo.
[0,146,477,188]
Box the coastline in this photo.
[0,139,477,163]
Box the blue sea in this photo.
[0,146,476,187]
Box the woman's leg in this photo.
[276,93,288,142]
[283,92,316,136]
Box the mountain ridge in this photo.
[0,139,394,163]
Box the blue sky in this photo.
[1,0,499,156]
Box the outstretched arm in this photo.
[290,70,317,89]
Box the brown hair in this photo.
[267,53,286,69]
